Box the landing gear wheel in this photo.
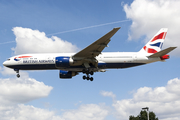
[14,69,20,78]
[90,77,93,81]
[82,68,94,81]
[83,76,86,80]
[17,74,20,78]
[90,71,94,75]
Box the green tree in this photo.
[149,111,158,120]
[129,110,158,120]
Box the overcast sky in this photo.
[0,0,180,120]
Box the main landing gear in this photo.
[82,69,94,81]
[14,69,20,78]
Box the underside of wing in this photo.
[73,27,121,59]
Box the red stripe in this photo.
[151,32,166,42]
[18,56,32,58]
[160,55,169,60]
[147,48,157,53]
[143,46,147,50]
[163,32,167,39]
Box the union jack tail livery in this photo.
[139,28,168,56]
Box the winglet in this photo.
[114,27,121,30]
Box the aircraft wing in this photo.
[73,27,120,59]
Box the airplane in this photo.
[3,27,176,81]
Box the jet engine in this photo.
[55,57,73,68]
[55,56,83,68]
[59,70,78,79]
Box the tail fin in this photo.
[139,28,168,56]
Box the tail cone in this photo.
[160,55,169,60]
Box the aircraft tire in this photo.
[90,77,93,81]
[90,71,94,75]
[83,76,86,80]
[17,74,20,78]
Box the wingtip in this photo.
[173,47,177,50]
[114,27,121,30]
[170,46,177,50]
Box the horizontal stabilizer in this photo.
[148,47,177,58]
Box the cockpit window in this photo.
[7,59,10,61]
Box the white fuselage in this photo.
[2,28,174,80]
[3,52,161,71]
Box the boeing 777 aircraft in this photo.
[3,27,176,81]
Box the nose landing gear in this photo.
[14,69,20,78]
[17,74,20,78]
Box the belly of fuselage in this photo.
[6,62,145,71]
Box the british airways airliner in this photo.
[3,27,176,81]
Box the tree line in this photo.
[129,110,158,120]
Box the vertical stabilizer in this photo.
[139,28,168,56]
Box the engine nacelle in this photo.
[55,57,73,68]
[55,56,84,68]
[59,70,77,79]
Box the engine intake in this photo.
[55,57,72,68]
[55,56,84,68]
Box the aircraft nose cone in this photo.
[3,61,8,66]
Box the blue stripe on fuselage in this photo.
[5,63,145,70]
